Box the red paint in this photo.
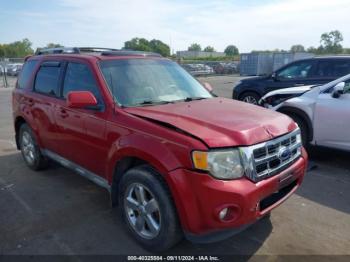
[12,53,308,238]
[67,91,97,108]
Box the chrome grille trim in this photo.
[239,128,302,182]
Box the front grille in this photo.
[240,129,302,182]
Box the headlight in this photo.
[192,149,244,180]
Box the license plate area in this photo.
[259,179,297,211]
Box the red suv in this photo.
[12,47,308,251]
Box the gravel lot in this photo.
[0,75,349,258]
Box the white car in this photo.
[260,74,350,151]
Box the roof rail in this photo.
[35,47,120,55]
[34,47,163,57]
[101,50,162,57]
[35,47,80,55]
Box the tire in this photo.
[119,165,182,252]
[239,92,261,105]
[287,114,309,146]
[19,123,48,170]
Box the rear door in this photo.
[313,80,350,151]
[313,59,350,81]
[30,60,64,152]
[54,60,109,176]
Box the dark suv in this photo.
[233,56,350,104]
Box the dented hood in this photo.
[124,98,297,147]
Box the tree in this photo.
[149,39,170,57]
[307,46,318,54]
[0,38,34,57]
[45,43,63,48]
[319,30,343,54]
[224,45,239,56]
[188,43,201,51]
[124,38,152,52]
[123,38,170,56]
[290,45,305,52]
[203,46,215,52]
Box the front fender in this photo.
[106,133,193,183]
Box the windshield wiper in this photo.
[181,97,208,102]
[134,100,173,107]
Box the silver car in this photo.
[260,74,350,151]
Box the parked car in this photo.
[13,47,307,251]
[233,56,350,104]
[260,74,350,150]
[6,63,23,76]
[181,63,214,76]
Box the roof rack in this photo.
[35,47,162,57]
[101,50,162,57]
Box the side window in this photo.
[62,62,102,103]
[18,60,38,89]
[277,61,314,79]
[314,60,350,78]
[34,62,61,96]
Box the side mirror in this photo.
[332,82,345,98]
[67,91,98,109]
[202,82,213,93]
[271,72,279,81]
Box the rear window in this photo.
[315,60,350,77]
[34,63,61,96]
[17,60,38,89]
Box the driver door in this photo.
[266,60,318,93]
[313,81,350,150]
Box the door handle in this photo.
[59,109,69,118]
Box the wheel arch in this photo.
[277,106,313,142]
[238,90,263,100]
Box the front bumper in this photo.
[167,148,308,242]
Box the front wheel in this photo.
[240,92,261,105]
[119,165,182,252]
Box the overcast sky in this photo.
[1,0,349,53]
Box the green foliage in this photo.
[188,43,201,51]
[203,46,215,52]
[149,39,170,57]
[290,45,305,52]
[319,30,343,54]
[123,38,170,56]
[224,45,239,56]
[45,43,64,48]
[0,38,34,57]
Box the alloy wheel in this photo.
[243,95,258,104]
[124,183,161,239]
[21,131,36,165]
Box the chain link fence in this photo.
[1,58,24,88]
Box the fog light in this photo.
[219,208,229,220]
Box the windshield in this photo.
[99,59,212,107]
